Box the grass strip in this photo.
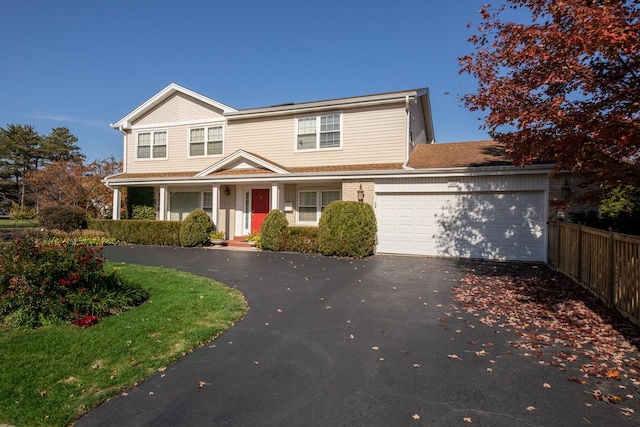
[0,219,38,229]
[0,263,247,427]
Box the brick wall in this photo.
[341,181,374,206]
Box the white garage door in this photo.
[376,192,546,261]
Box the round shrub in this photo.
[39,205,88,232]
[259,209,289,251]
[318,201,377,258]
[180,208,214,247]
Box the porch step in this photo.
[226,238,254,248]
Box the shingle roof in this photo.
[407,140,512,169]
[107,163,405,181]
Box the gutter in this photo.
[104,163,556,187]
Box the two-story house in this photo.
[105,84,553,261]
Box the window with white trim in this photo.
[190,125,223,156]
[297,190,341,224]
[203,192,213,213]
[296,113,342,150]
[137,130,167,159]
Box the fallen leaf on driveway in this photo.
[621,407,635,416]
[412,414,421,420]
[198,381,208,388]
[372,346,379,351]
[543,383,551,388]
[448,354,463,361]
[526,406,535,411]
[464,417,472,423]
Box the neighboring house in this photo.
[105,83,554,262]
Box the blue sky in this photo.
[1,0,493,161]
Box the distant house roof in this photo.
[407,140,512,169]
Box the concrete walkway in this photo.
[76,246,639,426]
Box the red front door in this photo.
[251,189,270,233]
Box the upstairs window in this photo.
[190,125,223,157]
[137,130,167,159]
[296,113,342,151]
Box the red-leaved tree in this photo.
[26,157,121,217]
[460,0,640,191]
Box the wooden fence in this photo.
[548,221,640,325]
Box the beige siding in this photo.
[125,122,229,174]
[124,97,409,173]
[225,103,407,167]
[375,173,549,194]
[409,101,427,152]
[134,93,225,126]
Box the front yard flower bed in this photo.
[0,235,148,328]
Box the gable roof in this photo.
[406,140,513,169]
[111,83,237,129]
[195,150,289,177]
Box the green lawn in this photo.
[0,217,38,228]
[0,264,247,427]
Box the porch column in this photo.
[158,185,167,220]
[271,182,280,211]
[112,186,121,220]
[212,184,219,227]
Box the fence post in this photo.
[608,228,615,306]
[577,225,582,283]
[557,221,562,271]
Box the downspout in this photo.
[402,95,414,170]
[117,125,127,175]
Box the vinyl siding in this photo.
[134,93,225,126]
[226,103,407,168]
[124,98,409,173]
[375,173,549,194]
[408,101,427,153]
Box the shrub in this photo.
[281,227,319,253]
[88,219,182,246]
[318,201,377,258]
[47,229,119,246]
[131,205,157,220]
[0,235,149,328]
[259,210,289,251]
[10,205,37,220]
[39,205,88,232]
[180,208,214,247]
[126,187,155,219]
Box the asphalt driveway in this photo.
[76,246,639,426]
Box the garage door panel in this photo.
[376,191,545,262]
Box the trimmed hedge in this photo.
[259,210,289,251]
[39,206,88,232]
[131,205,157,220]
[88,219,181,246]
[318,201,377,258]
[281,227,319,253]
[180,208,214,247]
